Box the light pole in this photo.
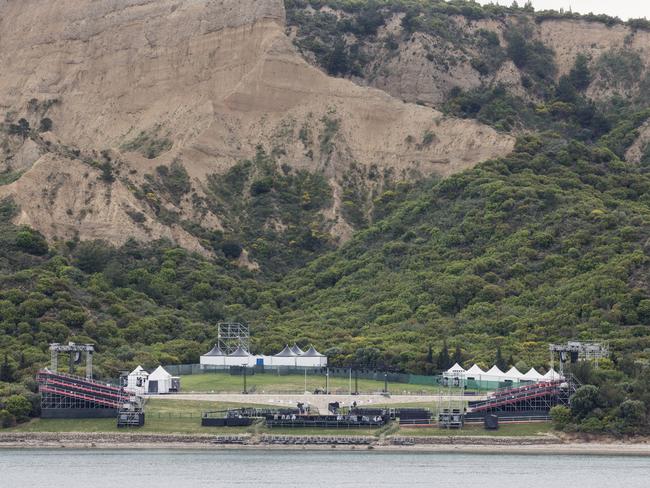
[325,367,329,394]
[383,372,388,394]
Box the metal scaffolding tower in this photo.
[549,341,609,375]
[49,343,94,379]
[217,322,250,354]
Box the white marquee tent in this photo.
[148,365,173,394]
[200,344,328,368]
[521,367,544,382]
[126,365,149,395]
[445,364,554,384]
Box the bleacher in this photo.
[37,369,130,418]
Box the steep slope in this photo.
[287,2,650,109]
[0,0,514,259]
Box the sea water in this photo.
[1,449,649,488]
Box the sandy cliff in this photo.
[0,0,514,252]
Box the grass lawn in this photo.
[8,398,555,438]
[9,399,267,434]
[180,372,443,394]
[398,423,554,437]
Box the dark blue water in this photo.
[1,449,649,488]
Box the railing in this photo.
[37,370,124,393]
[39,385,124,408]
[469,383,563,412]
[40,378,128,401]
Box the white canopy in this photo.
[446,363,466,374]
[505,366,524,380]
[149,365,172,381]
[129,365,147,376]
[485,365,505,378]
[543,368,563,381]
[465,364,485,376]
[522,367,544,381]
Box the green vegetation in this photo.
[399,422,553,437]
[203,147,334,275]
[2,0,650,435]
[180,372,438,394]
[121,129,173,159]
[549,362,650,436]
[0,170,23,186]
[9,399,263,434]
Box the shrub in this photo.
[0,410,16,429]
[15,229,48,255]
[221,241,243,259]
[570,385,602,419]
[39,118,53,132]
[4,394,32,421]
[550,405,572,429]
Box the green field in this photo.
[399,423,554,437]
[10,399,265,434]
[179,372,444,394]
[8,399,554,438]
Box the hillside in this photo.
[0,0,512,269]
[0,0,650,406]
[287,1,650,109]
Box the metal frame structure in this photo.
[50,342,94,379]
[439,371,466,429]
[467,377,578,419]
[549,341,609,375]
[37,370,129,411]
[217,322,250,354]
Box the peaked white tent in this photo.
[505,366,524,381]
[465,364,486,377]
[290,344,305,356]
[297,346,327,367]
[200,344,227,366]
[444,363,466,377]
[522,367,544,382]
[273,345,298,366]
[126,365,149,395]
[148,366,173,394]
[543,368,563,381]
[225,346,256,367]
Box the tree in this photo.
[550,405,572,429]
[618,400,646,433]
[495,346,507,370]
[0,354,16,382]
[221,241,243,259]
[452,344,462,366]
[39,117,53,132]
[570,385,601,419]
[15,229,48,255]
[8,118,30,139]
[99,161,115,183]
[75,240,114,273]
[0,410,15,429]
[5,395,32,421]
[436,341,450,371]
[326,37,350,76]
[569,53,591,91]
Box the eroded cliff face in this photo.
[0,0,514,256]
[298,9,650,109]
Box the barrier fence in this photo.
[161,364,520,392]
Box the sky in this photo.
[477,1,650,20]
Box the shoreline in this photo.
[2,433,650,456]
